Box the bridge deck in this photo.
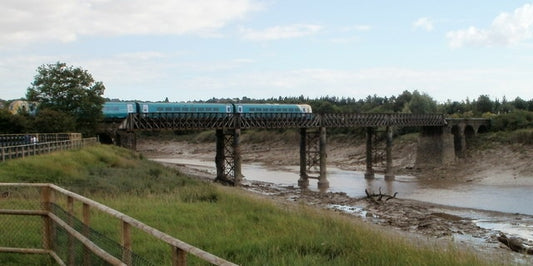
[125,113,447,130]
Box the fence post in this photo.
[67,196,75,265]
[171,246,187,266]
[41,186,55,252]
[122,221,132,265]
[82,203,91,266]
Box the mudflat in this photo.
[138,135,533,264]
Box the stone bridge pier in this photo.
[415,118,490,167]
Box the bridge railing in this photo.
[0,183,236,266]
[0,138,98,162]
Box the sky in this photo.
[1,1,533,103]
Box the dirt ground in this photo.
[137,135,533,263]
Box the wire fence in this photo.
[0,183,236,266]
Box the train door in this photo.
[142,104,149,113]
[226,105,232,113]
[237,105,243,113]
[127,104,134,113]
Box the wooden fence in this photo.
[0,183,236,265]
[0,138,97,162]
[0,133,82,147]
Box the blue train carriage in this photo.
[139,102,233,118]
[102,101,138,119]
[235,103,312,118]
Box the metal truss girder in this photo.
[239,114,319,129]
[128,113,235,130]
[125,113,447,131]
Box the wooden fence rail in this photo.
[0,183,236,266]
[0,138,97,162]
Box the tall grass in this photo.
[0,145,199,195]
[0,145,494,265]
[98,188,488,265]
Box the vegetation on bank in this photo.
[0,145,497,265]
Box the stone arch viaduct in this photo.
[416,118,491,167]
[106,113,490,190]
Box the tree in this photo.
[474,95,493,114]
[512,97,528,110]
[0,110,32,133]
[403,90,437,114]
[26,62,105,136]
[33,109,76,133]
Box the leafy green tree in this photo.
[512,97,528,110]
[33,109,76,133]
[0,110,32,133]
[393,90,412,112]
[403,90,437,114]
[474,95,493,114]
[26,62,105,136]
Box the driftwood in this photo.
[365,187,398,202]
[497,234,533,255]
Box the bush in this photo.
[491,110,533,131]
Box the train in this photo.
[102,102,313,119]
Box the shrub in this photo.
[491,110,533,131]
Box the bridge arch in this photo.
[477,124,489,134]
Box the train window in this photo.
[263,108,268,112]
[198,107,205,111]
[282,108,288,112]
[213,108,219,112]
[269,108,274,112]
[174,107,180,111]
[250,108,255,112]
[206,107,212,111]
[157,107,163,111]
[191,107,197,111]
[165,107,171,111]
[183,107,189,111]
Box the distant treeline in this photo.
[194,90,533,117]
[3,90,532,135]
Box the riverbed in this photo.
[152,157,533,243]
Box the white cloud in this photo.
[241,24,323,41]
[413,17,434,31]
[447,3,533,48]
[0,0,261,47]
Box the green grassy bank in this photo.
[0,145,493,265]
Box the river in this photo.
[152,157,533,242]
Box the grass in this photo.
[0,144,494,265]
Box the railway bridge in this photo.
[109,113,490,190]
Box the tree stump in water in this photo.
[497,234,533,255]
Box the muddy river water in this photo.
[153,158,533,242]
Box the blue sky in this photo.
[1,1,533,103]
